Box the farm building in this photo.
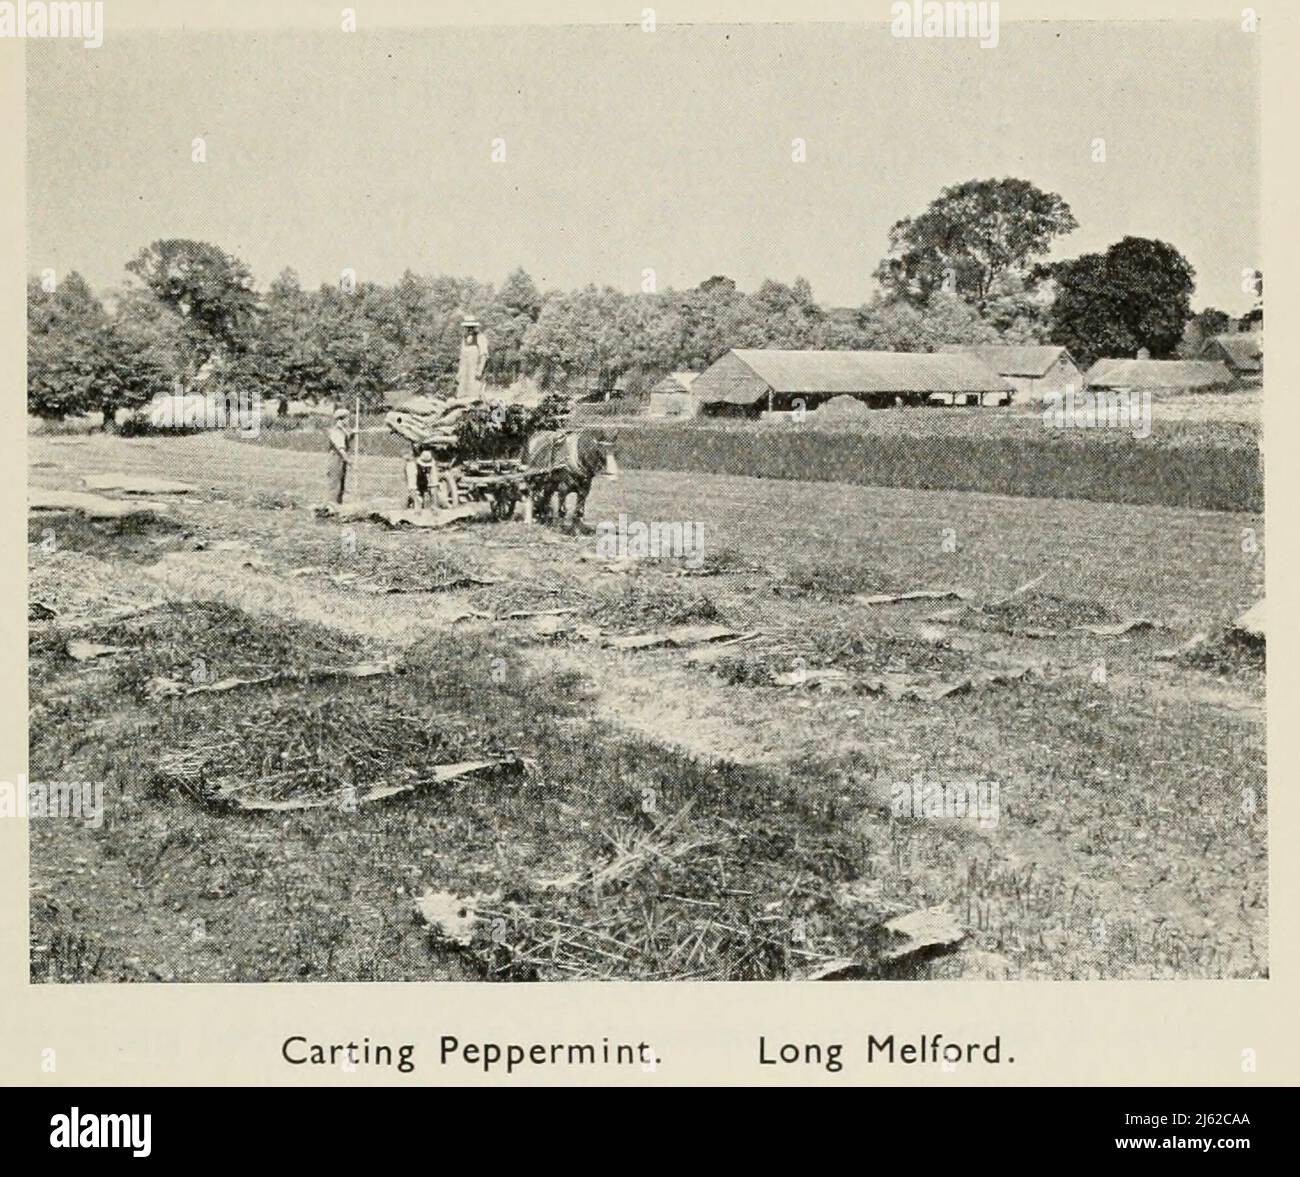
[943,344,1083,403]
[646,372,700,418]
[1084,358,1235,392]
[693,348,1014,415]
[564,373,631,402]
[1199,333,1263,382]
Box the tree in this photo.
[1177,306,1232,357]
[88,322,174,419]
[28,272,105,419]
[28,271,104,335]
[675,278,749,370]
[28,331,100,420]
[749,278,823,348]
[981,271,1053,342]
[855,292,1001,352]
[310,281,401,411]
[388,270,452,394]
[111,285,187,388]
[610,294,679,382]
[257,268,330,401]
[522,286,624,389]
[213,268,322,410]
[876,178,1077,308]
[1196,307,1232,337]
[814,306,873,350]
[477,269,544,387]
[498,267,542,321]
[125,239,260,386]
[1049,236,1196,368]
[28,273,171,420]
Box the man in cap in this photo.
[326,407,354,505]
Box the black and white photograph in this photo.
[23,4,1264,990]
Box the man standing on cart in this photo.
[456,316,490,400]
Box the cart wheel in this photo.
[436,473,458,510]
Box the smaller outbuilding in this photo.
[1084,358,1234,392]
[1199,333,1263,383]
[646,372,700,418]
[943,345,1083,403]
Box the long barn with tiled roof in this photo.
[693,348,1015,414]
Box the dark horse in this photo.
[522,428,619,529]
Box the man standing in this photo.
[326,406,353,505]
[404,440,438,510]
[455,317,490,401]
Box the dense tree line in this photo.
[29,179,1241,421]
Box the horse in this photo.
[522,428,619,530]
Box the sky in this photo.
[27,19,1261,313]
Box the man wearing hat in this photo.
[326,407,354,505]
[455,317,490,401]
[404,440,438,510]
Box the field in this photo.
[247,392,1263,512]
[28,429,1265,982]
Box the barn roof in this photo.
[1085,358,1233,390]
[944,344,1076,378]
[1201,333,1263,371]
[710,349,1012,404]
[649,371,699,395]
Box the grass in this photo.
[28,510,190,564]
[29,602,1266,982]
[27,431,1268,981]
[29,605,892,981]
[976,590,1120,634]
[589,579,725,628]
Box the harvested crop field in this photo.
[28,432,1265,982]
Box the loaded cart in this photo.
[385,397,567,523]
[436,457,531,521]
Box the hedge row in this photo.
[240,419,1261,512]
[605,424,1262,513]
